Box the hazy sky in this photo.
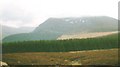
[0,0,119,28]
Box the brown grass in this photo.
[57,31,118,40]
[2,48,118,65]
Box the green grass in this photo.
[2,33,118,53]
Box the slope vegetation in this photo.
[3,33,118,53]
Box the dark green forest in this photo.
[2,33,118,53]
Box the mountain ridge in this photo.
[3,16,118,42]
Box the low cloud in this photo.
[0,6,34,27]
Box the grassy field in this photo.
[2,33,118,53]
[2,49,118,65]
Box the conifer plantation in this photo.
[3,33,118,53]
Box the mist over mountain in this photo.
[3,16,118,42]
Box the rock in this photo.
[0,61,8,66]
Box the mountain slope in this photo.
[3,16,118,42]
[57,31,118,40]
[34,16,118,34]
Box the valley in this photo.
[2,16,119,66]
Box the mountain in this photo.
[1,25,35,39]
[34,16,117,33]
[3,16,118,42]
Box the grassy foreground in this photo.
[2,49,118,65]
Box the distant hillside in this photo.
[3,16,118,42]
[1,25,35,38]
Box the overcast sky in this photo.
[0,0,119,28]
